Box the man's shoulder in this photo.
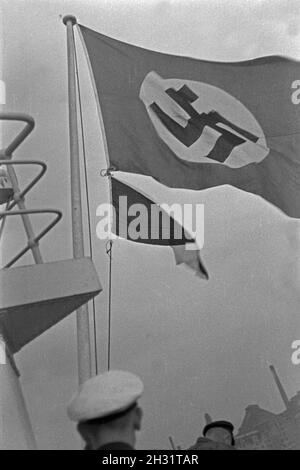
[188,437,235,450]
[97,442,134,450]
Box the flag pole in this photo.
[63,15,92,385]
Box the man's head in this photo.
[67,370,144,449]
[203,421,235,446]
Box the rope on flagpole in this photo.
[75,22,116,374]
[77,23,116,371]
[73,30,99,375]
[106,239,113,371]
[100,168,114,371]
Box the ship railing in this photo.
[0,112,62,267]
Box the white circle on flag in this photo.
[139,71,269,168]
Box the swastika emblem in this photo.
[139,72,269,168]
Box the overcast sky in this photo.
[1,0,300,450]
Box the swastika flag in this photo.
[110,176,208,280]
[79,24,300,218]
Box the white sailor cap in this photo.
[67,370,144,422]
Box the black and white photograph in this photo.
[0,0,300,452]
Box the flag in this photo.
[79,25,300,218]
[110,176,208,280]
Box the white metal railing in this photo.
[0,113,62,267]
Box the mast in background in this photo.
[269,364,290,410]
